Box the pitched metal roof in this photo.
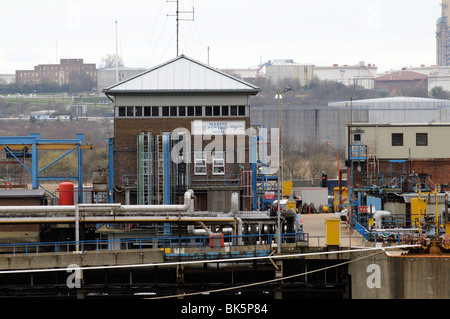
[103,55,260,95]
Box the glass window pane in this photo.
[416,133,428,146]
[135,107,142,116]
[126,107,134,117]
[222,106,229,116]
[392,133,403,146]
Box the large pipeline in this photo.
[0,189,195,215]
[0,189,253,245]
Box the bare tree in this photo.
[99,53,123,69]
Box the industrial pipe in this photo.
[0,190,195,214]
[373,210,390,229]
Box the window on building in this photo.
[144,107,151,116]
[170,106,177,116]
[135,107,142,117]
[238,105,246,116]
[416,133,428,146]
[222,106,229,116]
[392,133,403,146]
[126,107,134,117]
[195,106,202,116]
[162,107,169,116]
[205,106,212,116]
[213,106,221,116]
[212,151,225,175]
[353,133,361,142]
[230,105,238,116]
[179,106,186,116]
[187,106,195,116]
[118,107,125,117]
[194,152,207,174]
[152,107,159,116]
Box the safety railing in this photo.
[0,232,308,256]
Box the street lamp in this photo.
[275,86,291,253]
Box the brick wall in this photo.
[114,117,252,207]
[350,158,450,187]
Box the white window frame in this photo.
[213,151,225,175]
[194,151,207,175]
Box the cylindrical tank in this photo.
[59,181,74,205]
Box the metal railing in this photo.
[0,231,376,257]
[0,233,305,256]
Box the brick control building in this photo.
[104,55,260,211]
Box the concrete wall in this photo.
[349,252,450,299]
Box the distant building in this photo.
[16,58,97,86]
[374,70,428,94]
[265,60,314,87]
[97,66,148,93]
[0,74,15,84]
[313,62,377,89]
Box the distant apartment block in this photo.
[15,58,97,85]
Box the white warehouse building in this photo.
[313,62,378,89]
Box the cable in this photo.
[148,250,386,300]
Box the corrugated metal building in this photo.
[103,55,260,211]
[251,97,450,151]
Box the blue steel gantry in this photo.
[0,133,92,203]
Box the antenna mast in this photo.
[167,0,195,56]
[115,20,119,83]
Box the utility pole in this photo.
[167,0,194,56]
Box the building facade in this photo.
[374,70,428,94]
[16,58,97,86]
[104,55,260,211]
[313,62,377,89]
[345,122,450,187]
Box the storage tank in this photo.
[59,181,74,205]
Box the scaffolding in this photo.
[0,134,92,202]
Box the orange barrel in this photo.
[59,181,74,205]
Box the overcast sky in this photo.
[0,0,442,74]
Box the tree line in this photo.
[0,72,96,95]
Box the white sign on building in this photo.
[191,120,246,135]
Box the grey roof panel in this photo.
[103,55,260,95]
